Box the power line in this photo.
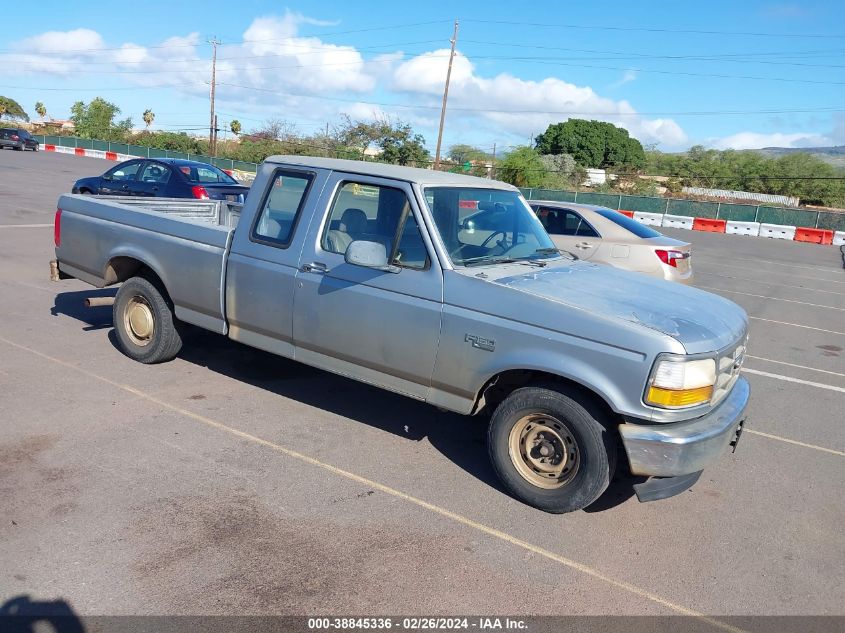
[0,20,449,55]
[3,81,842,119]
[213,82,845,116]
[460,18,845,39]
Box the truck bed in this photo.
[56,194,241,334]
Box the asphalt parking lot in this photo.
[1,151,843,624]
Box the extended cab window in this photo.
[321,182,429,270]
[252,171,312,246]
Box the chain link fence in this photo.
[519,188,845,231]
[34,135,260,175]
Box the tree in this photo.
[0,96,29,121]
[497,146,546,188]
[35,101,47,120]
[142,109,155,129]
[230,119,242,135]
[535,119,645,169]
[70,97,132,141]
[336,115,430,166]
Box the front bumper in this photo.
[618,376,749,477]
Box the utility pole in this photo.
[208,37,220,157]
[433,20,459,171]
[489,142,496,179]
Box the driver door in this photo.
[99,160,143,196]
[292,173,443,399]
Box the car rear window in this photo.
[594,208,663,238]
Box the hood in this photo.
[471,260,747,354]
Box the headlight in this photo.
[645,356,716,408]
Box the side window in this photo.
[321,182,429,270]
[251,171,312,247]
[139,163,171,184]
[106,161,142,181]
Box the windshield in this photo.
[424,187,559,267]
[177,163,238,184]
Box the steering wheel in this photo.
[480,230,508,249]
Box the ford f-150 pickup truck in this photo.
[51,156,749,513]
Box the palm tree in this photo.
[142,109,155,130]
[230,119,242,135]
[35,101,47,120]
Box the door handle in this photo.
[300,262,330,274]
[576,242,594,249]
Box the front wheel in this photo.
[113,276,182,364]
[488,384,616,513]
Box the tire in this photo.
[113,276,182,364]
[488,384,617,513]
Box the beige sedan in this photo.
[529,201,693,283]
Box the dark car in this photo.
[71,158,249,201]
[0,128,39,151]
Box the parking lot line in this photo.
[748,316,845,336]
[745,355,845,378]
[745,429,845,457]
[693,261,845,285]
[697,272,845,297]
[698,286,845,311]
[743,367,845,394]
[0,333,746,632]
[717,256,845,275]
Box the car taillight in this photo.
[191,185,209,199]
[54,209,62,247]
[655,249,686,267]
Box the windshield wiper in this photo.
[463,256,520,267]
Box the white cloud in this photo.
[707,131,833,150]
[391,50,688,148]
[610,70,638,88]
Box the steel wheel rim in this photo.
[508,414,580,489]
[124,295,155,346]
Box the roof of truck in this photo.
[264,155,517,189]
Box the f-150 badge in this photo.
[465,334,495,352]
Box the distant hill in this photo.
[755,145,845,167]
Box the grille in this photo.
[713,335,747,404]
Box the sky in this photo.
[1,0,843,154]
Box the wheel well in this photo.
[472,369,618,422]
[104,256,164,288]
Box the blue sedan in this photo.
[72,158,249,201]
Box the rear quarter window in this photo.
[594,208,663,239]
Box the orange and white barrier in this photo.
[662,214,694,230]
[759,223,797,240]
[725,221,760,236]
[633,211,663,226]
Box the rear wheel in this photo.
[113,276,182,364]
[488,384,616,513]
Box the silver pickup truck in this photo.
[51,156,749,513]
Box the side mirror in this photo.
[102,173,112,181]
[345,240,400,273]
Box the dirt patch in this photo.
[0,434,58,478]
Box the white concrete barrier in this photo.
[725,221,760,236]
[833,231,845,246]
[759,223,796,240]
[633,211,663,226]
[661,214,694,230]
